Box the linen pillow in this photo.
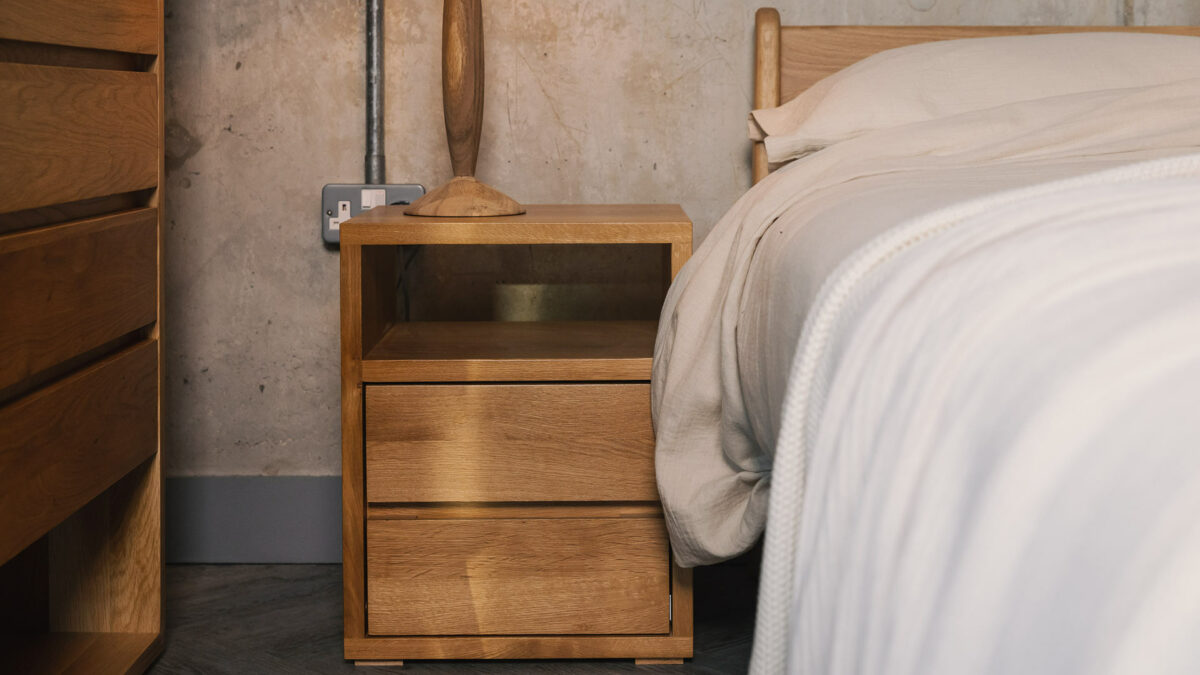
[750,32,1200,163]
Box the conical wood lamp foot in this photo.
[404,176,525,217]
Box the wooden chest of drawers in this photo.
[0,2,165,671]
[340,205,693,665]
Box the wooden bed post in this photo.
[753,7,781,185]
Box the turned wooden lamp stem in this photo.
[405,0,524,217]
[445,0,482,178]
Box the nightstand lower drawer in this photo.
[365,383,657,503]
[366,517,671,636]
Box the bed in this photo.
[651,10,1200,674]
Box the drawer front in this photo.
[367,517,670,636]
[0,0,160,55]
[365,383,657,503]
[0,63,159,212]
[0,209,158,391]
[0,340,158,564]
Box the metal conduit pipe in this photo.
[365,0,386,184]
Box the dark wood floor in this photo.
[148,559,757,674]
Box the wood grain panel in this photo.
[366,383,657,503]
[671,560,694,640]
[363,320,655,382]
[344,204,691,246]
[345,634,692,660]
[148,0,166,643]
[0,631,161,675]
[0,340,158,565]
[0,63,158,213]
[367,518,670,636]
[368,502,661,520]
[360,245,398,357]
[49,454,162,634]
[0,208,157,391]
[0,0,159,55]
[753,8,781,185]
[340,243,367,643]
[443,0,484,179]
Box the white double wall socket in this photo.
[321,183,425,244]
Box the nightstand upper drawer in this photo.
[365,383,657,503]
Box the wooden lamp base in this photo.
[404,176,524,217]
[409,1,525,218]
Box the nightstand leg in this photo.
[636,658,684,665]
[355,660,404,667]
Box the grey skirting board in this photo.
[165,476,341,563]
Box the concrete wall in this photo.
[163,0,1189,477]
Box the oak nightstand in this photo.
[339,204,693,666]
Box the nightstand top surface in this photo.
[341,203,691,246]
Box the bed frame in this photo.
[752,8,1200,184]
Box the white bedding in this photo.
[754,158,1200,675]
[653,76,1200,567]
[650,77,1200,671]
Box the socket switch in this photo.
[322,183,425,244]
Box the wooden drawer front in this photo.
[0,0,160,55]
[0,63,159,213]
[365,383,657,503]
[0,340,158,564]
[0,209,158,391]
[367,517,670,636]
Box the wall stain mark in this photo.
[165,122,203,172]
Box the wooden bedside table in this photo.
[339,204,693,666]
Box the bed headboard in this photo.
[752,8,1200,183]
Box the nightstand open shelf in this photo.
[340,204,692,666]
[362,320,656,382]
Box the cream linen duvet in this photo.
[656,72,1200,672]
[652,77,1200,569]
[653,25,1200,673]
